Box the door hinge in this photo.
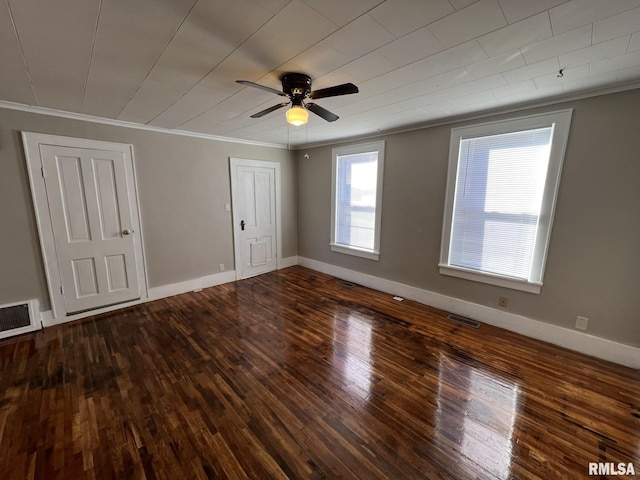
[60,285,64,296]
[41,167,45,178]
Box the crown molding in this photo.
[0,100,288,149]
[294,80,640,150]
[3,79,640,152]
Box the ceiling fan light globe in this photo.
[286,106,308,126]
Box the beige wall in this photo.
[0,107,297,310]
[3,89,639,348]
[297,88,640,347]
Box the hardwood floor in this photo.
[0,266,638,479]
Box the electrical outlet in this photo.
[219,263,225,272]
[575,316,589,331]
[498,296,508,308]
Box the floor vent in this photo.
[337,279,357,288]
[447,314,481,329]
[0,300,40,340]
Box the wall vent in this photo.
[0,300,40,340]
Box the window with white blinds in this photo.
[331,141,385,260]
[440,110,572,293]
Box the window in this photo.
[440,110,572,293]
[331,141,385,260]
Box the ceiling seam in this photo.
[227,4,541,130]
[190,4,513,134]
[174,1,425,129]
[170,6,363,128]
[287,67,540,138]
[308,51,483,117]
[543,11,554,60]
[496,0,508,25]
[146,0,295,126]
[177,1,481,132]
[549,6,557,37]
[81,0,103,109]
[293,6,590,122]
[367,12,400,40]
[5,0,39,106]
[301,0,387,30]
[440,8,553,54]
[114,0,200,119]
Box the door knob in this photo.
[122,229,132,235]
[240,220,246,231]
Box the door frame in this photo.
[229,157,282,280]
[22,132,148,322]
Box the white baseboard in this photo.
[279,256,298,269]
[298,257,640,369]
[148,270,237,300]
[40,297,150,328]
[41,270,238,328]
[38,261,300,328]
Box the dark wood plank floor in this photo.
[1,266,638,479]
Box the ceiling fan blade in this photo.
[236,80,286,97]
[306,103,339,122]
[250,102,289,118]
[309,83,359,100]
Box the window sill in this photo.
[438,264,542,294]
[331,244,380,261]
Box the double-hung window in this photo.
[439,110,572,293]
[331,141,385,260]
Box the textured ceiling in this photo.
[2,0,640,147]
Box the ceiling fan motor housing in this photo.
[282,73,312,99]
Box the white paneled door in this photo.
[230,159,281,279]
[40,144,141,314]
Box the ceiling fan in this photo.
[236,73,359,126]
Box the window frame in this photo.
[331,141,385,261]
[439,109,573,294]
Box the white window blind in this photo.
[450,127,553,280]
[440,109,572,293]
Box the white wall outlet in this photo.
[224,203,231,212]
[498,296,508,308]
[219,263,225,272]
[575,316,589,331]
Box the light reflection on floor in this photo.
[333,313,373,401]
[436,354,520,479]
[331,311,523,478]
